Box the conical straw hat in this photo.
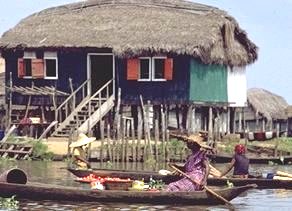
[170,132,212,150]
[69,133,96,148]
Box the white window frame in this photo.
[23,51,36,79]
[138,57,151,81]
[44,51,58,79]
[152,56,167,81]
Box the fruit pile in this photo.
[76,174,131,184]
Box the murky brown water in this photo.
[1,160,292,210]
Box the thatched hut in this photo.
[242,88,288,135]
[0,0,257,138]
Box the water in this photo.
[1,161,292,210]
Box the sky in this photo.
[0,0,292,104]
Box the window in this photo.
[18,51,58,79]
[127,57,173,81]
[23,52,36,78]
[44,52,58,79]
[139,57,151,81]
[152,57,165,81]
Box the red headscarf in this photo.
[234,144,246,154]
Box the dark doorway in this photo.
[89,54,113,94]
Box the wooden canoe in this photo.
[208,154,292,164]
[68,168,292,189]
[0,182,255,205]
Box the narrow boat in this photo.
[67,168,292,189]
[208,154,292,164]
[0,182,255,205]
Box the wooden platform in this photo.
[0,143,33,159]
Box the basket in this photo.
[104,180,133,190]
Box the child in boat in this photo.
[166,134,211,191]
[69,133,96,169]
[220,144,249,178]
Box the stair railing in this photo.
[55,78,90,124]
[82,79,113,133]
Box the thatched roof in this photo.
[247,88,288,120]
[0,0,257,66]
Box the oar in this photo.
[170,164,234,209]
[276,170,292,178]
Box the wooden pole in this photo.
[25,82,34,118]
[121,118,126,162]
[238,108,242,133]
[99,123,104,162]
[161,105,166,162]
[140,95,152,157]
[166,129,170,162]
[107,123,112,161]
[68,78,75,110]
[7,72,13,129]
[170,165,234,208]
[276,122,280,138]
[175,104,180,129]
[130,118,136,162]
[154,119,159,161]
[137,107,142,162]
[125,119,130,163]
[208,107,213,146]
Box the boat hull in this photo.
[68,168,292,189]
[0,182,254,205]
[208,154,292,164]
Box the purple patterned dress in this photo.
[166,150,207,191]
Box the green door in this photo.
[189,59,227,102]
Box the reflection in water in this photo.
[1,161,292,210]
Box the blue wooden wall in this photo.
[117,55,190,105]
[4,50,87,105]
[4,49,230,107]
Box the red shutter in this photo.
[164,58,173,80]
[127,59,139,80]
[18,58,25,78]
[32,59,44,78]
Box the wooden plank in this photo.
[13,147,25,159]
[37,121,58,141]
[2,145,16,158]
[1,125,17,143]
[0,149,31,154]
[23,148,33,160]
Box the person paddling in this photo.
[69,133,96,170]
[220,144,249,178]
[166,133,212,191]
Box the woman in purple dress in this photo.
[166,136,211,191]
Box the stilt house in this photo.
[242,88,288,138]
[0,0,257,139]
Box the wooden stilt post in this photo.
[125,119,130,162]
[233,108,236,134]
[161,105,166,162]
[137,107,142,162]
[121,117,126,162]
[107,124,112,161]
[175,104,180,130]
[140,95,152,160]
[130,117,136,161]
[186,105,192,134]
[256,110,259,131]
[208,107,213,146]
[154,119,159,161]
[238,108,242,133]
[166,129,170,162]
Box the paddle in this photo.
[170,164,234,209]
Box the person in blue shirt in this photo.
[220,144,249,178]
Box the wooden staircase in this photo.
[52,79,114,137]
